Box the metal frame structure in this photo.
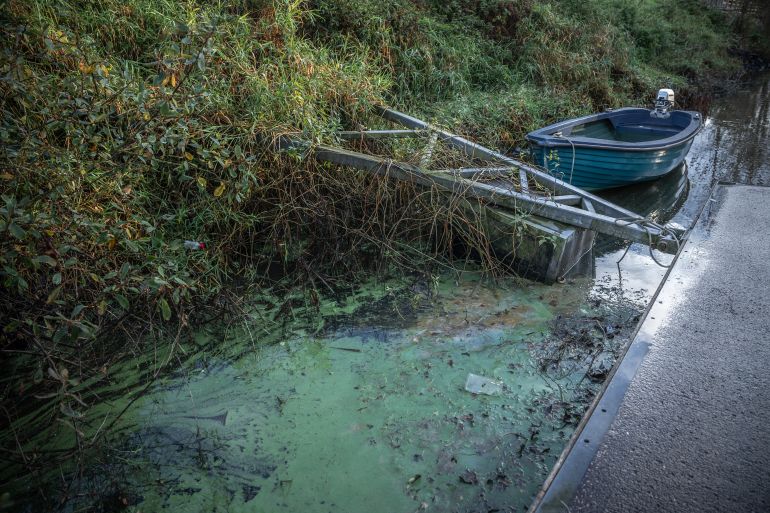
[280,107,682,254]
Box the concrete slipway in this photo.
[532,184,770,513]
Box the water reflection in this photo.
[698,76,770,186]
[677,75,770,228]
[590,72,770,303]
[595,162,690,255]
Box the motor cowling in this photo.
[651,88,675,118]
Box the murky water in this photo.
[593,73,770,302]
[44,274,628,513]
[5,74,769,513]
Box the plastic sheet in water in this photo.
[464,373,502,395]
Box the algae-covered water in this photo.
[36,272,637,513]
[99,277,610,512]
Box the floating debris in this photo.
[459,469,479,485]
[329,346,362,353]
[180,411,228,426]
[464,373,502,395]
[406,474,421,486]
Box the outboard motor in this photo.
[650,88,675,119]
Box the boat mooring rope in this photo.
[545,132,577,186]
[557,237,597,283]
[614,216,682,268]
[556,214,680,283]
[540,134,680,270]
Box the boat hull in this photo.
[529,139,694,190]
[526,107,701,190]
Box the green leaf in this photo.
[115,294,130,310]
[47,285,62,304]
[52,273,62,285]
[75,321,94,339]
[70,304,85,318]
[159,297,171,321]
[52,326,67,344]
[33,255,57,267]
[60,402,83,419]
[159,102,177,117]
[9,223,25,240]
[119,262,131,280]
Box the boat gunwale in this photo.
[525,107,703,152]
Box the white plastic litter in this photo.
[184,240,206,250]
[464,373,502,395]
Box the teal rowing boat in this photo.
[526,92,702,190]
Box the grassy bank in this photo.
[0,0,767,507]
